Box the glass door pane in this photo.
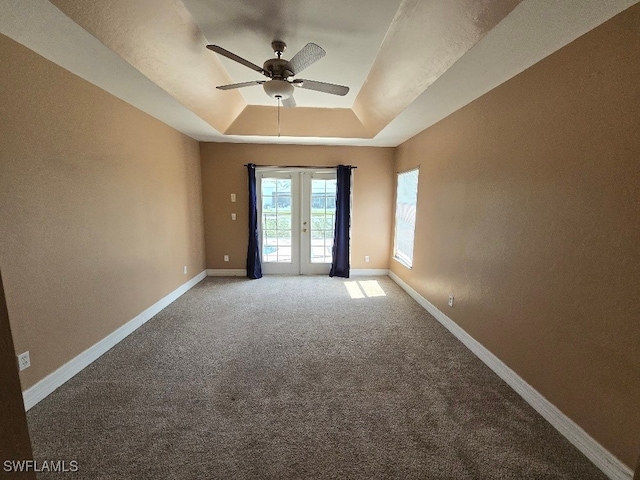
[261,178,292,263]
[300,171,337,275]
[258,173,300,275]
[310,178,336,263]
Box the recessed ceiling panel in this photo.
[49,0,246,133]
[183,0,403,108]
[353,0,522,136]
[226,106,370,138]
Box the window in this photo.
[393,168,419,268]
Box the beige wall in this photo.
[392,5,640,468]
[0,34,206,390]
[200,143,394,271]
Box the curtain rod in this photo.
[245,164,356,169]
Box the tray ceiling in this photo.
[1,0,637,146]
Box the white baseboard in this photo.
[350,269,389,276]
[205,269,389,277]
[22,270,207,411]
[388,271,633,480]
[206,269,246,277]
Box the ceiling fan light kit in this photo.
[263,79,294,100]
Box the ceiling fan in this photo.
[206,40,349,108]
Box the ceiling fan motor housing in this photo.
[263,58,293,79]
[263,79,294,100]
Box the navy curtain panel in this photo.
[246,164,262,279]
[330,165,352,278]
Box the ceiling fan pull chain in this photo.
[277,97,281,137]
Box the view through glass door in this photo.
[258,169,337,275]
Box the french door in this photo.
[257,169,337,275]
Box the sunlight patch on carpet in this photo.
[344,280,386,299]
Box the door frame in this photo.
[300,169,337,275]
[256,167,337,275]
[257,169,301,275]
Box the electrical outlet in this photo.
[183,265,187,274]
[224,255,229,262]
[365,255,370,263]
[231,213,236,221]
[448,294,454,307]
[17,351,30,371]
[230,193,236,202]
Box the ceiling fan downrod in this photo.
[271,40,286,59]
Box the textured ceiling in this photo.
[1,0,637,146]
[182,0,404,109]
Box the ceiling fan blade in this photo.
[216,80,265,90]
[293,79,349,96]
[207,45,268,77]
[282,96,296,108]
[288,43,326,75]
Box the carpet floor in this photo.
[27,276,608,479]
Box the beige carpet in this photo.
[27,276,608,479]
